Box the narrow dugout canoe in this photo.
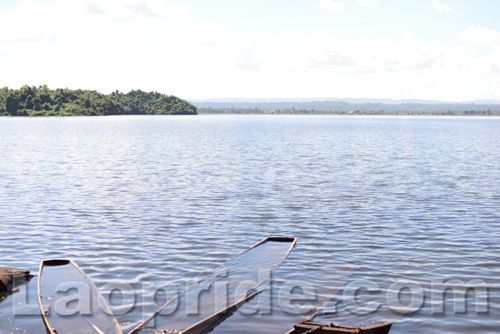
[129,236,297,334]
[209,261,356,334]
[38,259,123,334]
[286,320,393,334]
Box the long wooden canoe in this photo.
[38,259,123,334]
[129,236,297,334]
[208,261,357,334]
[285,320,393,334]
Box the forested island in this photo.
[0,85,197,116]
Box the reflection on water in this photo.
[0,115,499,333]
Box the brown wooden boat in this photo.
[38,259,123,334]
[129,236,297,334]
[285,320,393,334]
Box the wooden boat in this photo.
[286,320,393,334]
[38,259,123,334]
[202,260,358,334]
[210,258,394,334]
[129,236,297,334]
[35,238,393,334]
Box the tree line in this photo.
[199,107,494,116]
[0,85,197,116]
[195,100,500,115]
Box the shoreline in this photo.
[1,113,499,117]
[197,112,500,116]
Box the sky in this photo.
[1,0,500,101]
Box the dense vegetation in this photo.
[0,85,197,116]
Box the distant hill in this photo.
[0,85,197,116]
[192,98,500,115]
[191,97,500,105]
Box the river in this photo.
[0,115,499,333]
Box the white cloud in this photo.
[358,0,379,5]
[459,26,500,46]
[290,31,455,73]
[458,26,500,75]
[232,31,495,100]
[0,0,499,100]
[431,0,452,12]
[0,0,223,95]
[318,0,343,12]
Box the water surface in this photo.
[0,115,499,333]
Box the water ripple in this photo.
[0,116,499,333]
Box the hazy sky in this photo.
[1,0,500,101]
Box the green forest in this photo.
[0,85,197,116]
